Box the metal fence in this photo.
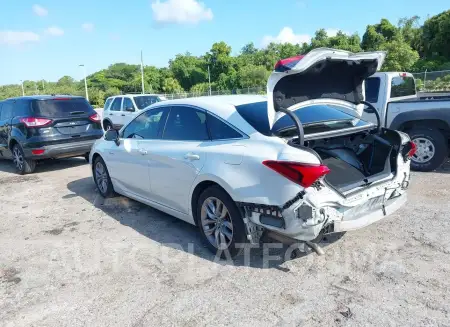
[160,86,265,100]
[411,70,450,92]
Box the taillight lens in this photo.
[263,160,330,188]
[31,149,45,155]
[89,113,101,123]
[20,117,52,128]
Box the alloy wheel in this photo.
[200,197,234,250]
[95,161,108,194]
[13,147,24,171]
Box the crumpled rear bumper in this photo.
[332,193,407,232]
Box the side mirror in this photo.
[125,107,135,112]
[105,129,120,146]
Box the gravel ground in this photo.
[0,157,449,327]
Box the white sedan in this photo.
[90,48,414,258]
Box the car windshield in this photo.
[235,101,372,136]
[31,98,94,117]
[133,96,162,109]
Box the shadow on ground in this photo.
[67,177,344,270]
[0,157,87,174]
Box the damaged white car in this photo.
[90,48,415,258]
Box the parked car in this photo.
[0,95,103,174]
[89,48,414,258]
[364,72,450,171]
[102,94,167,131]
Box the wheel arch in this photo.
[189,176,237,226]
[399,119,450,134]
[8,138,19,150]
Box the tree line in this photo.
[1,10,449,107]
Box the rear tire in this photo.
[196,186,247,259]
[407,127,447,172]
[93,156,115,198]
[103,120,112,131]
[12,144,36,175]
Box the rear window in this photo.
[390,76,416,98]
[134,96,161,109]
[31,98,94,117]
[235,101,370,136]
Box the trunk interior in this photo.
[304,129,402,193]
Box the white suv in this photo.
[102,94,167,130]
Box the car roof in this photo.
[4,95,85,101]
[107,94,162,99]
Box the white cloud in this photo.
[45,26,64,36]
[151,0,213,25]
[325,28,351,37]
[262,27,311,47]
[32,4,48,17]
[82,23,94,32]
[0,31,40,46]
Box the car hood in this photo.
[267,48,386,129]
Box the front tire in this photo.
[408,127,448,171]
[197,186,247,258]
[93,156,115,198]
[12,144,36,175]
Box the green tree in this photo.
[421,10,450,60]
[380,36,420,71]
[162,77,183,93]
[238,65,270,88]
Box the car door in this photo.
[145,105,208,214]
[107,97,123,129]
[122,97,137,127]
[0,100,13,158]
[105,107,170,198]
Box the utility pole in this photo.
[42,80,45,93]
[35,82,38,95]
[140,50,145,94]
[79,64,89,101]
[208,65,212,96]
[20,80,25,96]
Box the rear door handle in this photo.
[138,148,148,155]
[109,113,113,116]
[184,153,200,160]
[121,114,125,116]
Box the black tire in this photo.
[93,156,115,198]
[103,120,112,131]
[12,144,36,175]
[407,127,448,172]
[196,186,247,259]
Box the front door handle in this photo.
[138,148,148,155]
[184,153,200,160]
[121,114,125,116]
[109,113,113,116]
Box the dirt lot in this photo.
[1,158,449,327]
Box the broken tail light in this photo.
[263,161,330,188]
[402,141,417,161]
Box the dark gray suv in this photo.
[0,95,104,174]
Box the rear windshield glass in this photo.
[235,101,371,136]
[365,77,381,103]
[390,76,416,98]
[134,96,162,109]
[32,98,94,117]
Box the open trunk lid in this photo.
[267,48,386,129]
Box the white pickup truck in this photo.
[363,72,450,171]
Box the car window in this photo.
[364,77,380,103]
[163,106,209,141]
[390,76,416,98]
[104,98,113,111]
[207,114,242,140]
[133,96,161,109]
[1,101,14,120]
[110,97,122,112]
[14,100,31,116]
[122,107,169,139]
[123,98,134,111]
[31,98,94,117]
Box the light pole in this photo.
[79,64,89,101]
[140,50,145,94]
[42,80,45,93]
[20,80,25,96]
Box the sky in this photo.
[0,0,448,85]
